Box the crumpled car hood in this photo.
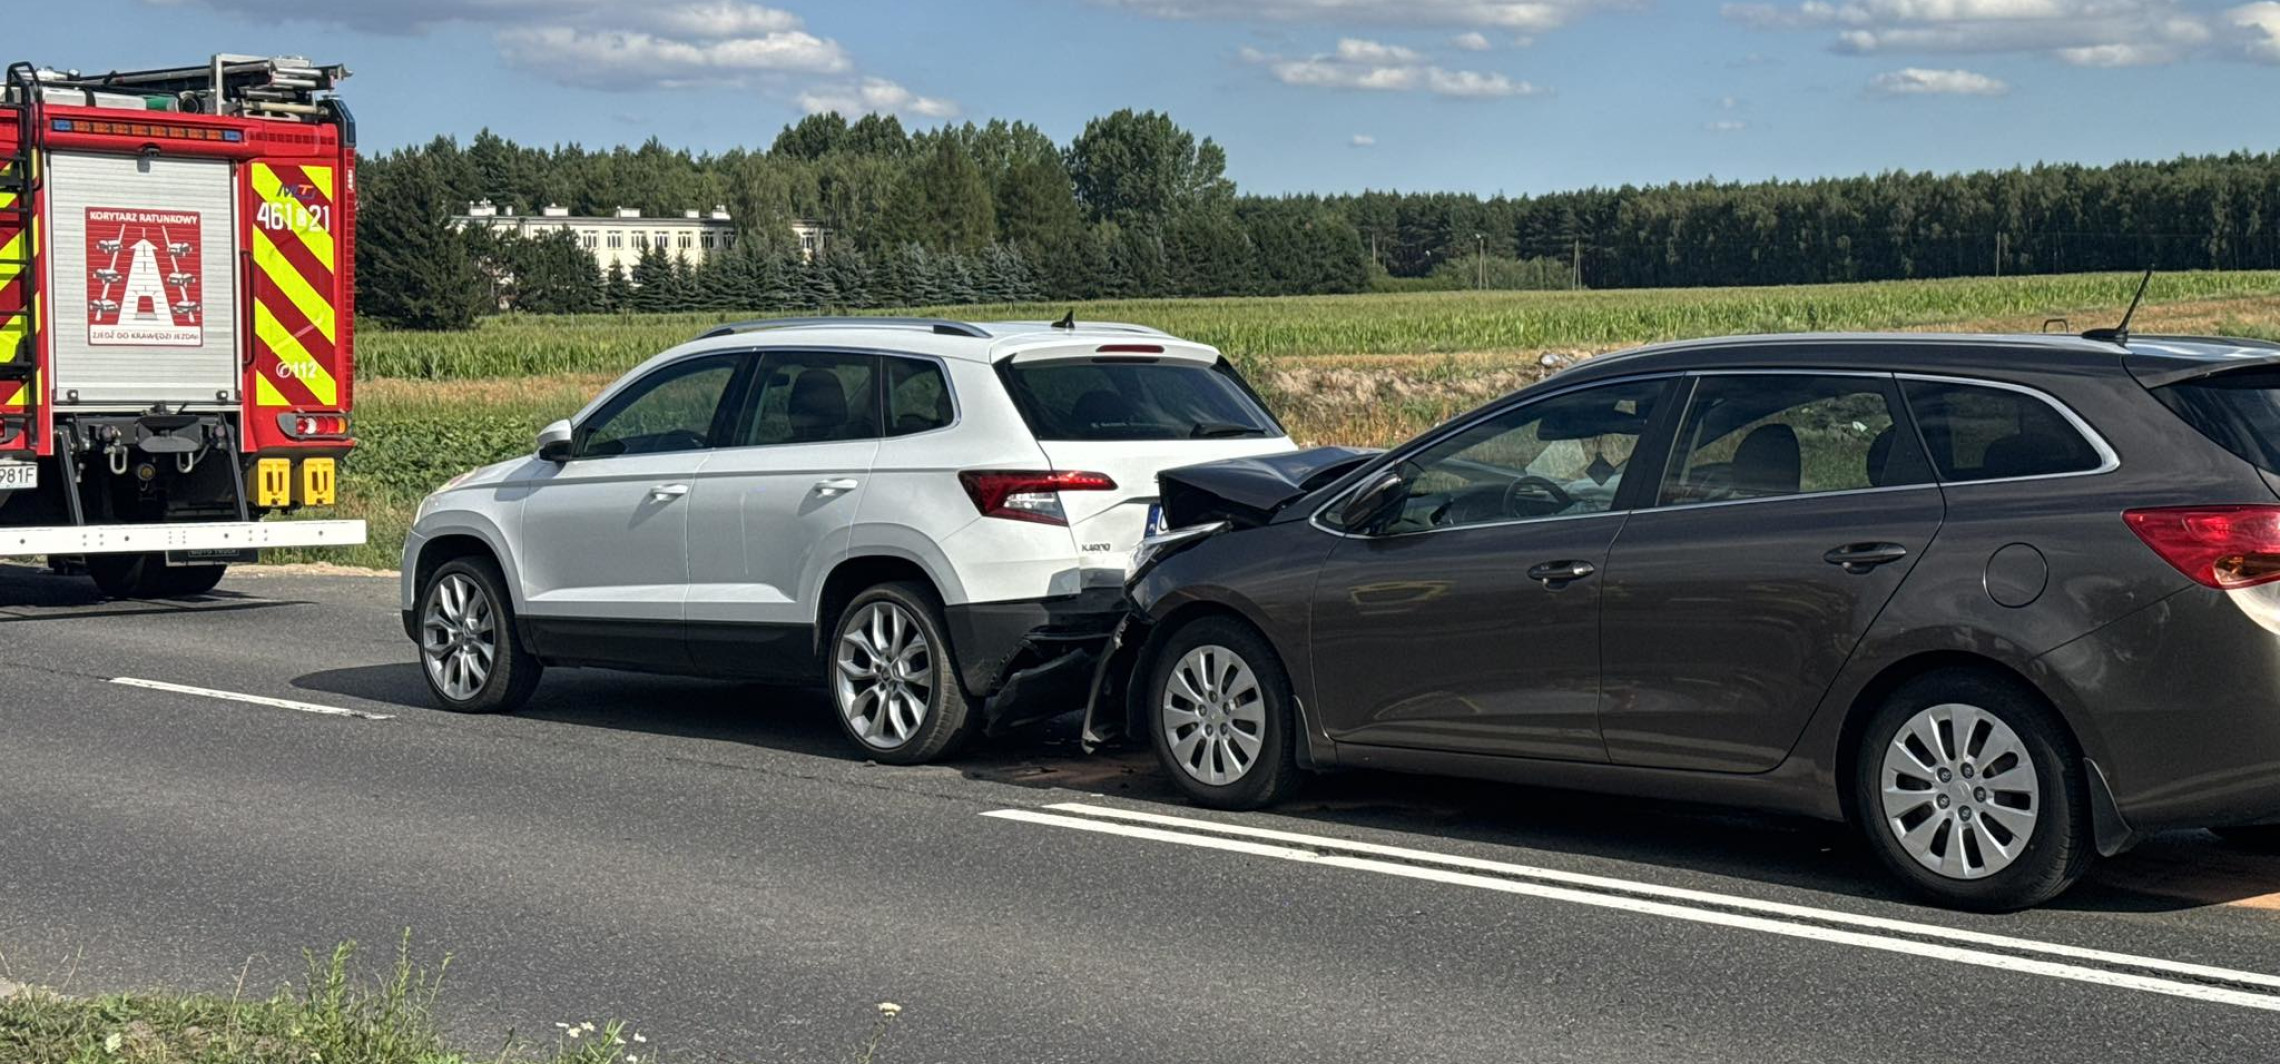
[1158,445,1383,530]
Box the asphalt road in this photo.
[4,564,2279,1063]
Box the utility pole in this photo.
[1572,237,1583,290]
[1995,231,2005,278]
[1475,232,1485,290]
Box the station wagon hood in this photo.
[1158,446,1383,530]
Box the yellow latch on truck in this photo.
[251,457,336,508]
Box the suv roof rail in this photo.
[698,316,991,341]
[986,320,1175,338]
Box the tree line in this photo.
[354,107,2280,330]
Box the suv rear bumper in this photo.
[944,587,1128,733]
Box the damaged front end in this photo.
[1076,445,1383,751]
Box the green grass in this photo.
[0,939,904,1064]
[290,270,2280,571]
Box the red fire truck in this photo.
[0,55,364,597]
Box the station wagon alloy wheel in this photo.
[836,601,934,750]
[1880,702,2041,880]
[422,572,497,702]
[1162,645,1268,786]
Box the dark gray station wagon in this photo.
[1100,332,2280,910]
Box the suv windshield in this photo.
[1000,359,1281,442]
[2155,367,2280,473]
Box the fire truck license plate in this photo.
[0,462,36,492]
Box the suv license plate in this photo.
[0,461,37,492]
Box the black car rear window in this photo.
[1902,380,2105,483]
[2154,368,2280,474]
[999,359,1281,442]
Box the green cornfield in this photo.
[360,271,2280,380]
[278,270,2279,570]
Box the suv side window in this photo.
[1377,378,1669,534]
[1659,374,1930,505]
[1902,379,2104,482]
[885,357,954,437]
[738,352,881,446]
[574,354,743,459]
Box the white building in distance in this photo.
[453,201,829,272]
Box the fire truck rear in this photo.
[0,56,365,597]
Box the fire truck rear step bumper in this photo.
[0,519,365,557]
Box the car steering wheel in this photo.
[1504,475,1575,515]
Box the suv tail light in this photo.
[2124,506,2280,590]
[959,470,1117,526]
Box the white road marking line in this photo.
[109,677,392,721]
[1040,801,2280,992]
[984,808,2280,1014]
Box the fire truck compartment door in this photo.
[45,152,241,407]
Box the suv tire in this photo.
[417,556,542,714]
[1854,670,2092,912]
[1147,615,1303,810]
[828,581,975,764]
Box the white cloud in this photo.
[1241,43,1545,96]
[797,77,960,118]
[1870,66,2012,94]
[1706,119,1749,131]
[496,24,851,88]
[1092,0,1627,33]
[1351,133,1378,146]
[1723,0,2226,68]
[1452,31,1494,49]
[2234,1,2280,62]
[141,0,956,112]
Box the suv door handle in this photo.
[1824,543,1909,573]
[1527,560,1597,586]
[813,478,861,496]
[648,483,691,499]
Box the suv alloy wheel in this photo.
[417,557,543,714]
[829,582,974,764]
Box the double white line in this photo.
[985,802,2280,1013]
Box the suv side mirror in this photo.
[537,419,575,463]
[1336,469,1410,534]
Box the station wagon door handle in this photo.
[1824,543,1910,573]
[1527,560,1597,586]
[648,483,691,500]
[813,478,861,496]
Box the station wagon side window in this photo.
[736,352,882,447]
[1659,374,1931,506]
[1901,379,2105,482]
[1378,378,1670,534]
[884,357,954,437]
[573,354,743,459]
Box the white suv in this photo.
[400,317,1295,762]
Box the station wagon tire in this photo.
[829,582,975,765]
[1147,616,1302,810]
[1854,671,2092,912]
[2212,826,2280,853]
[418,557,541,715]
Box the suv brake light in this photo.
[2124,506,2280,590]
[959,470,1117,526]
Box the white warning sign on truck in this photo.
[85,207,205,347]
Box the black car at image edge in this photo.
[1085,330,2280,911]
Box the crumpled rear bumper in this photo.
[943,587,1130,734]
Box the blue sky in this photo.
[20,1,2280,196]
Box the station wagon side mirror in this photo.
[536,419,575,463]
[1337,469,1410,535]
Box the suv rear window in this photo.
[2154,368,2280,474]
[1902,380,2105,482]
[999,359,1281,442]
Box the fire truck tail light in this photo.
[278,413,351,440]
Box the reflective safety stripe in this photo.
[247,162,340,410]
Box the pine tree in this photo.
[603,263,634,313]
[357,152,489,329]
[631,245,674,312]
